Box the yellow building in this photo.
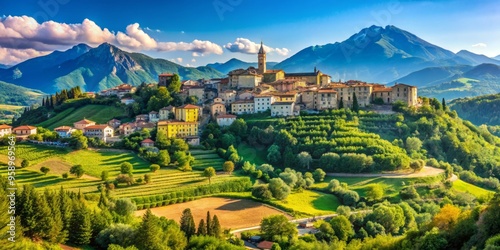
[263,69,285,83]
[157,120,198,138]
[175,104,200,122]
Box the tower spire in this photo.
[258,41,265,54]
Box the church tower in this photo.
[258,41,266,74]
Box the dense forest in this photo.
[450,93,500,126]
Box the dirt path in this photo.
[326,166,444,178]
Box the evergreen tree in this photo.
[91,209,111,242]
[69,204,92,245]
[98,190,108,208]
[136,209,165,250]
[50,94,55,108]
[17,185,37,238]
[43,189,64,243]
[59,187,72,241]
[42,97,45,107]
[352,93,359,112]
[206,211,212,236]
[180,208,196,238]
[442,98,447,110]
[197,219,207,235]
[211,215,222,238]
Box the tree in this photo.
[101,170,109,181]
[70,165,85,178]
[352,93,359,112]
[336,206,351,217]
[69,204,92,245]
[40,166,50,175]
[21,159,29,168]
[150,164,160,172]
[410,159,425,172]
[229,118,248,137]
[70,130,88,149]
[96,224,136,249]
[371,204,405,234]
[114,198,137,217]
[180,208,196,239]
[432,204,461,231]
[155,131,170,149]
[271,243,282,250]
[252,184,273,201]
[405,137,423,153]
[366,184,385,201]
[206,211,212,236]
[157,150,171,167]
[222,161,235,175]
[211,215,221,238]
[297,151,313,170]
[135,209,166,250]
[267,144,282,165]
[203,167,216,184]
[268,178,291,200]
[320,152,340,172]
[167,74,182,93]
[120,162,134,174]
[62,173,69,179]
[260,215,298,240]
[313,168,326,182]
[144,174,152,184]
[442,98,447,110]
[197,219,207,235]
[330,215,354,241]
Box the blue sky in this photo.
[0,0,499,65]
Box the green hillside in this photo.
[450,93,500,126]
[36,104,126,129]
[0,80,44,106]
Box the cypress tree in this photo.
[206,211,212,236]
[136,209,165,250]
[197,219,207,235]
[442,98,447,110]
[50,95,55,108]
[69,203,92,245]
[42,97,45,107]
[211,215,222,238]
[180,208,196,238]
[352,93,359,113]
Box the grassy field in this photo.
[237,142,268,166]
[274,190,340,216]
[0,104,25,111]
[313,175,443,201]
[452,179,495,198]
[135,197,292,230]
[190,149,226,171]
[37,104,126,129]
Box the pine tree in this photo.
[197,219,207,235]
[442,98,447,110]
[43,189,64,243]
[211,215,222,238]
[352,93,359,113]
[59,187,72,241]
[18,185,37,238]
[50,94,55,108]
[206,211,212,236]
[180,208,196,238]
[69,203,92,245]
[136,209,165,250]
[98,190,108,208]
[91,209,111,241]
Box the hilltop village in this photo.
[3,42,417,146]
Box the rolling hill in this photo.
[0,43,225,93]
[0,80,45,106]
[454,50,500,65]
[206,58,278,74]
[0,64,10,69]
[418,64,500,100]
[449,93,500,126]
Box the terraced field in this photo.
[190,149,226,171]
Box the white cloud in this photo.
[224,38,290,56]
[191,58,196,62]
[192,52,200,57]
[472,43,487,48]
[145,27,161,33]
[176,57,183,63]
[0,15,224,64]
[0,47,49,65]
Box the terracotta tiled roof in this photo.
[84,125,110,130]
[257,241,274,249]
[178,104,200,109]
[13,125,36,131]
[74,118,95,125]
[0,124,12,129]
[141,138,154,143]
[160,105,175,111]
[54,126,73,132]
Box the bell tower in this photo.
[258,41,266,74]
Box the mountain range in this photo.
[207,58,278,74]
[0,43,224,93]
[0,25,499,100]
[0,64,10,69]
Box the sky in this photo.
[0,0,499,66]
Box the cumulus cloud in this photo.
[224,38,290,56]
[0,47,49,65]
[0,15,223,64]
[191,58,196,62]
[192,52,200,57]
[472,43,487,48]
[176,57,183,63]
